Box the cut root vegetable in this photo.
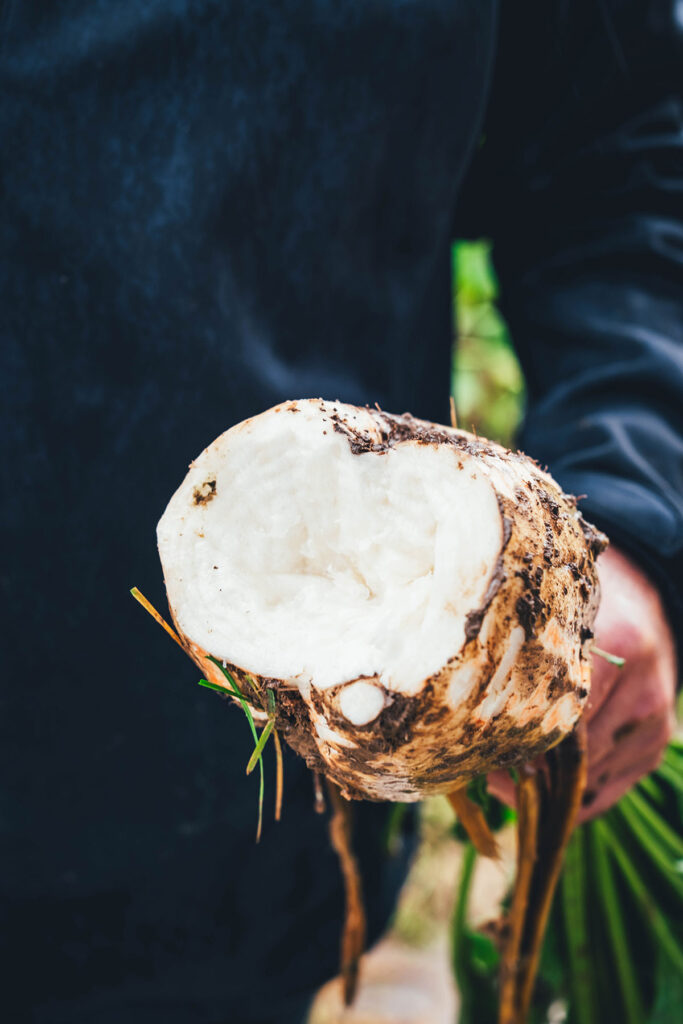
[157,399,606,802]
[149,397,609,1015]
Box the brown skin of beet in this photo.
[167,403,606,802]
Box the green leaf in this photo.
[267,688,276,716]
[590,821,646,1024]
[452,843,478,1022]
[648,947,683,1023]
[207,657,259,738]
[206,656,265,842]
[562,828,597,1024]
[663,737,683,760]
[198,678,242,698]
[206,656,244,695]
[655,759,683,795]
[453,843,477,964]
[614,800,683,898]
[467,930,500,973]
[451,239,525,447]
[637,775,666,806]
[598,820,683,976]
[457,775,515,834]
[622,789,683,860]
[246,719,275,775]
[453,240,498,304]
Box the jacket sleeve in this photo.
[471,1,683,645]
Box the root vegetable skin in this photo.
[157,400,606,801]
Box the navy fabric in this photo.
[1,2,681,1022]
[457,0,683,638]
[1,3,495,1022]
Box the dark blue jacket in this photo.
[2,2,681,1022]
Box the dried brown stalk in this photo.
[448,786,500,859]
[499,766,540,1024]
[130,587,185,650]
[272,728,284,822]
[499,723,588,1024]
[517,723,587,1018]
[326,780,367,1006]
[449,395,458,429]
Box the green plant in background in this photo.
[452,743,683,1024]
[451,242,682,1023]
[452,240,525,447]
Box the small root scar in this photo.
[193,479,217,505]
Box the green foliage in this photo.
[202,656,278,843]
[384,801,410,857]
[453,842,501,1024]
[452,776,516,844]
[450,247,681,1018]
[452,743,683,1024]
[452,240,525,447]
[450,777,511,1024]
[130,587,276,842]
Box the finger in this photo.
[588,713,673,784]
[583,656,621,723]
[486,770,516,809]
[578,749,666,823]
[583,657,665,766]
[487,753,548,810]
[584,549,649,720]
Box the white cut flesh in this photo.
[158,399,603,799]
[157,401,503,700]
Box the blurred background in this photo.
[452,240,524,449]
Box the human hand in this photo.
[489,545,677,823]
